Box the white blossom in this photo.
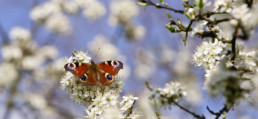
[45,13,71,34]
[125,24,146,40]
[9,27,31,42]
[30,0,61,22]
[62,0,79,14]
[204,54,256,105]
[231,4,249,20]
[24,93,47,110]
[1,45,23,61]
[0,63,18,87]
[191,21,207,36]
[22,56,44,70]
[120,95,138,111]
[81,0,106,20]
[158,81,187,100]
[150,81,187,106]
[193,39,228,70]
[109,0,139,26]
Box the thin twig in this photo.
[126,100,137,118]
[184,20,194,45]
[145,81,153,91]
[207,105,231,119]
[144,0,184,14]
[171,100,205,119]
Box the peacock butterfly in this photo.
[64,60,123,86]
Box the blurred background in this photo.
[0,0,257,118]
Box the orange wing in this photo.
[96,60,123,75]
[96,60,123,86]
[64,62,90,77]
[64,62,98,85]
[80,70,98,85]
[98,71,114,86]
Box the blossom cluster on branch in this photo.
[60,50,140,118]
[138,0,258,118]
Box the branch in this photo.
[184,20,194,45]
[207,105,231,119]
[145,82,205,119]
[126,100,137,118]
[171,100,205,119]
[145,81,153,91]
[139,0,184,14]
[231,22,240,61]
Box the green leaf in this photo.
[159,0,164,3]
[223,113,228,119]
[167,11,172,19]
[184,12,191,19]
[137,2,148,6]
[198,0,203,9]
[166,24,176,32]
[183,3,188,8]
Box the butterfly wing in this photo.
[64,62,90,77]
[64,62,97,85]
[96,61,123,75]
[96,60,123,85]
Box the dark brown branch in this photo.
[171,100,205,119]
[231,23,239,61]
[140,0,184,14]
[146,83,205,119]
[184,20,194,45]
[207,105,231,119]
[126,100,137,118]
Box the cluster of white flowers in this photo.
[204,55,255,105]
[187,0,258,39]
[193,39,228,70]
[186,0,258,106]
[185,0,212,19]
[30,0,71,34]
[0,63,18,88]
[194,39,258,105]
[9,27,31,42]
[30,0,106,34]
[109,0,139,26]
[150,81,187,106]
[60,50,140,118]
[0,25,67,118]
[79,0,106,20]
[0,27,59,88]
[109,0,145,40]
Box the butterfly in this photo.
[64,60,123,86]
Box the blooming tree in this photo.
[0,0,258,119]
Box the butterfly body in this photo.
[64,60,123,86]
